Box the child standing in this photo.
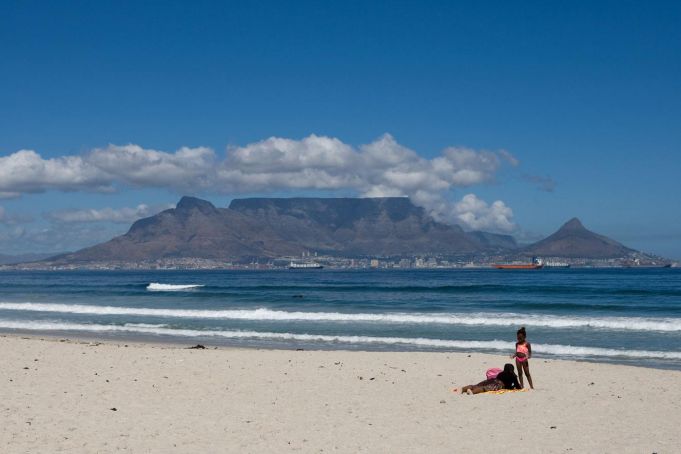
[511,326,534,389]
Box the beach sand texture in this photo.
[1,335,679,453]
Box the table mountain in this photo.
[23,199,649,264]
[52,196,500,263]
[229,197,481,256]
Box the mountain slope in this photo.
[467,231,518,250]
[55,197,303,262]
[523,218,633,258]
[229,197,480,255]
[53,196,491,262]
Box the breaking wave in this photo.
[1,319,680,360]
[146,283,204,291]
[1,302,681,332]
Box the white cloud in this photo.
[2,134,519,231]
[46,204,172,224]
[449,194,515,232]
[221,134,516,231]
[0,150,110,194]
[221,134,503,195]
[87,145,218,189]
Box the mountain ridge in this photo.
[19,196,648,264]
[49,196,505,263]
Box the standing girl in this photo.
[511,326,534,389]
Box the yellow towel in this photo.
[482,388,528,395]
[450,388,529,394]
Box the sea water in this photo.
[1,268,680,369]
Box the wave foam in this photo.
[0,319,679,360]
[146,283,204,291]
[1,302,681,332]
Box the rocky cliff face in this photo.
[229,197,480,256]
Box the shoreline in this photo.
[3,334,680,452]
[2,328,679,372]
[2,266,679,271]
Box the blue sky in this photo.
[1,1,680,258]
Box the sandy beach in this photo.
[1,335,679,453]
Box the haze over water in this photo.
[1,268,680,369]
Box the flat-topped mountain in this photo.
[53,196,497,263]
[41,197,645,264]
[228,197,480,256]
[523,218,634,258]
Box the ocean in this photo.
[1,268,680,369]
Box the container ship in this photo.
[492,257,544,270]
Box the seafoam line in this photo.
[0,319,680,360]
[1,302,681,332]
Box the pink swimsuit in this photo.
[516,343,529,362]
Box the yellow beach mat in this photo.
[482,388,528,395]
[451,388,528,395]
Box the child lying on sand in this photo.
[453,363,522,395]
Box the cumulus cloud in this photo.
[2,134,520,232]
[87,145,217,189]
[221,134,517,231]
[450,194,515,232]
[0,150,110,194]
[45,204,172,224]
[222,134,507,194]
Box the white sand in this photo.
[1,335,679,453]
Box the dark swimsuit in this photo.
[496,370,521,389]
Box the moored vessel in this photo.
[544,261,571,268]
[289,261,324,269]
[492,257,544,270]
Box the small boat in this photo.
[492,257,544,270]
[289,261,324,270]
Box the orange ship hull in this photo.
[492,264,543,269]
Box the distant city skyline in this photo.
[1,1,680,259]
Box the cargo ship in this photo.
[492,257,543,270]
